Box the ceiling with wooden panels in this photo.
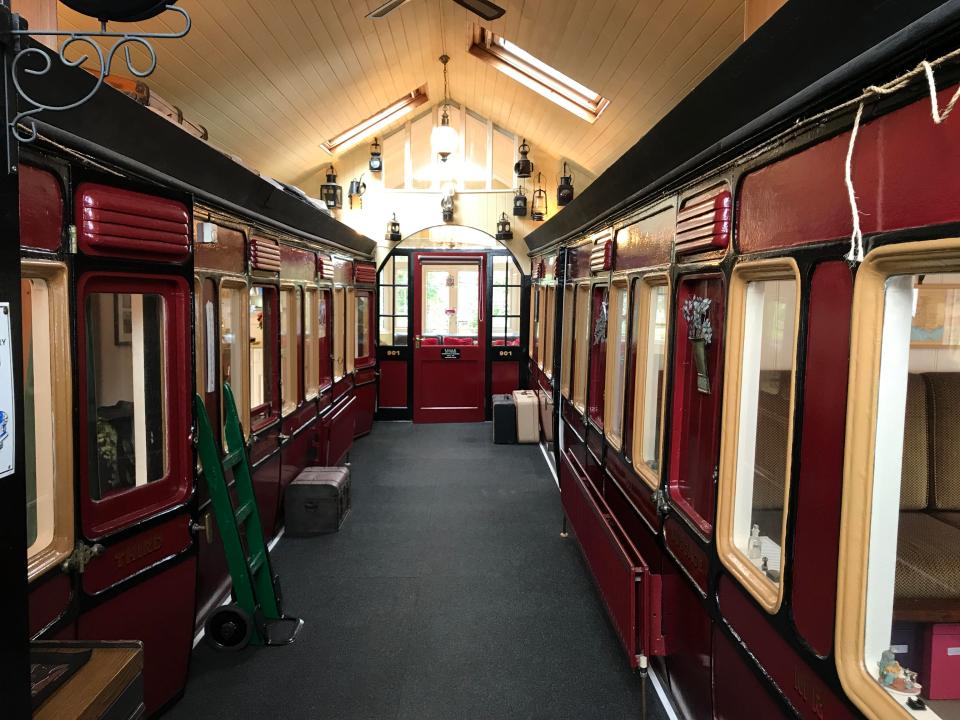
[57,0,747,188]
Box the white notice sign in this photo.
[0,303,15,478]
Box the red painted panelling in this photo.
[280,245,316,281]
[354,382,376,437]
[492,361,520,395]
[29,574,72,636]
[664,572,713,720]
[713,626,793,720]
[75,183,190,262]
[378,360,408,408]
[415,346,485,423]
[614,206,674,271]
[20,165,62,251]
[195,511,230,632]
[719,576,859,720]
[251,451,281,538]
[327,394,356,465]
[791,262,852,657]
[739,83,960,252]
[605,452,659,533]
[667,275,725,535]
[78,558,196,715]
[82,515,192,595]
[663,517,709,595]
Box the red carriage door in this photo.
[71,184,197,715]
[412,253,486,422]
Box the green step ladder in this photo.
[195,383,303,650]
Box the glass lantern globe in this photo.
[431,108,459,162]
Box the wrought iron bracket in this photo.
[0,3,191,174]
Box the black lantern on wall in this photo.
[557,162,574,206]
[496,212,513,241]
[348,175,366,210]
[369,137,383,173]
[514,138,533,178]
[320,165,342,210]
[387,213,402,242]
[531,173,548,221]
[441,192,455,222]
[513,185,528,217]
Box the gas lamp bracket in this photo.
[0,3,191,173]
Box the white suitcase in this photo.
[513,390,540,444]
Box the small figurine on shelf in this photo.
[876,649,923,696]
[748,524,763,560]
[904,669,918,692]
[879,648,900,686]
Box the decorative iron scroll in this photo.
[3,4,190,167]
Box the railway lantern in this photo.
[514,138,533,178]
[441,191,455,222]
[387,214,402,242]
[557,162,574,206]
[320,165,342,210]
[513,185,528,217]
[369,137,383,173]
[496,213,513,241]
[348,175,366,210]
[531,173,547,221]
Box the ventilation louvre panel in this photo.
[589,228,615,273]
[76,183,190,262]
[355,262,376,285]
[249,237,281,272]
[317,254,334,281]
[676,185,731,255]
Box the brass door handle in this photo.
[415,335,422,348]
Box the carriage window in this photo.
[604,282,629,449]
[346,288,357,374]
[492,255,522,346]
[632,278,669,487]
[718,264,798,613]
[280,287,301,414]
[250,285,279,428]
[530,285,540,361]
[588,285,609,429]
[560,285,575,397]
[379,256,409,347]
[421,264,480,341]
[318,289,332,390]
[86,293,166,499]
[543,285,556,377]
[572,284,590,413]
[333,288,346,380]
[356,292,372,363]
[305,288,319,398]
[220,282,248,434]
[838,266,960,720]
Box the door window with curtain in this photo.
[420,263,480,342]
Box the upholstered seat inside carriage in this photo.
[893,373,960,619]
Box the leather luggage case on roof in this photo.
[493,394,517,444]
[513,390,539,444]
[285,466,351,536]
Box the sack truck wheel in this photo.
[204,604,253,651]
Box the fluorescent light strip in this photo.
[322,88,428,154]
[470,29,609,123]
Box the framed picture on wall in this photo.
[114,294,132,346]
[910,283,960,348]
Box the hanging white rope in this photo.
[844,56,960,263]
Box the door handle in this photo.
[415,335,422,348]
[190,512,215,544]
[62,541,105,574]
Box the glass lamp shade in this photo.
[431,112,459,162]
[531,189,547,221]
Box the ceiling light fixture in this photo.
[469,27,610,123]
[321,87,428,155]
[431,55,459,163]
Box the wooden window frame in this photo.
[529,284,539,361]
[560,284,575,398]
[543,284,556,378]
[304,286,320,399]
[717,258,801,614]
[249,284,280,432]
[631,273,671,489]
[218,277,250,437]
[318,287,333,392]
[571,283,591,413]
[279,283,301,416]
[354,289,375,367]
[23,261,74,581]
[333,286,346,381]
[836,238,960,720]
[346,287,357,375]
[603,278,630,450]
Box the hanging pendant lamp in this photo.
[431,54,459,163]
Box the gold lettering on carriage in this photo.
[794,667,825,719]
[115,535,163,569]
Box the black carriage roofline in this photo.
[525,0,960,253]
[19,37,376,258]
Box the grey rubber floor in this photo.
[164,422,666,720]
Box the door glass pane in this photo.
[572,285,590,411]
[380,316,394,346]
[280,287,299,413]
[421,264,480,341]
[395,286,409,315]
[395,316,409,346]
[333,288,345,378]
[606,285,629,445]
[640,286,668,471]
[732,278,797,581]
[318,290,332,389]
[357,294,370,359]
[457,270,479,337]
[423,268,452,338]
[493,256,507,285]
[588,286,608,428]
[86,293,166,499]
[23,278,54,554]
[395,256,409,285]
[220,284,247,433]
[305,289,319,398]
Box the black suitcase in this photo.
[285,466,351,536]
[493,394,517,444]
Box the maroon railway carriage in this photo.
[20,137,376,714]
[529,72,960,720]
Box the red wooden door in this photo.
[74,273,197,714]
[412,253,486,423]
